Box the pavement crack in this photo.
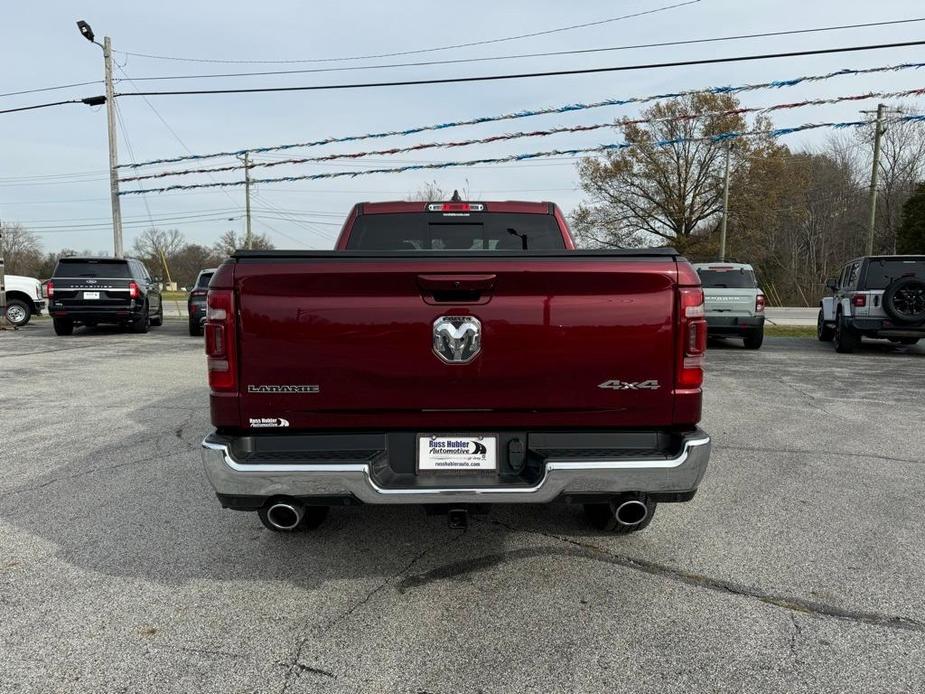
[276,531,464,693]
[717,443,924,466]
[780,378,847,420]
[398,518,925,636]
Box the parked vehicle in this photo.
[187,268,217,336]
[692,262,765,349]
[2,274,45,327]
[200,198,712,533]
[818,255,925,353]
[47,257,163,335]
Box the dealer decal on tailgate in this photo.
[418,435,497,471]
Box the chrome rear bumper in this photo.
[200,431,710,505]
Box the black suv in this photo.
[818,255,925,352]
[47,257,163,336]
[187,267,216,336]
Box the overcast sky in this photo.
[2,0,924,254]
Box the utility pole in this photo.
[243,152,253,250]
[718,144,731,262]
[77,21,123,257]
[865,103,885,256]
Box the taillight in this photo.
[46,281,54,298]
[852,293,867,308]
[756,294,766,313]
[205,289,236,391]
[128,280,140,300]
[677,287,706,390]
[190,289,207,298]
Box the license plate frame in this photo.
[83,291,100,300]
[417,434,498,472]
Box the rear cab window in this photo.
[196,272,215,288]
[53,259,130,278]
[862,258,925,289]
[696,266,757,289]
[346,212,566,251]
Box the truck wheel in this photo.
[833,315,859,353]
[4,299,31,327]
[150,304,163,327]
[584,496,656,534]
[53,317,74,335]
[188,318,202,336]
[258,504,328,532]
[743,327,764,350]
[131,306,150,334]
[817,309,834,342]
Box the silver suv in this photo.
[818,255,925,353]
[693,262,766,349]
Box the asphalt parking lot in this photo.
[1,320,924,693]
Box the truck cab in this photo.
[692,262,766,349]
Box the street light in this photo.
[76,19,124,258]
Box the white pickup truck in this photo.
[2,274,45,327]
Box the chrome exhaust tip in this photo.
[614,499,649,526]
[265,502,304,530]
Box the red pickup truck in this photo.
[200,198,710,533]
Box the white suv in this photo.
[818,255,925,353]
[692,262,766,349]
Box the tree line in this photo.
[570,93,925,305]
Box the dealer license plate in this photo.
[83,291,100,300]
[417,434,497,471]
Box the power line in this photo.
[0,98,93,115]
[0,80,103,99]
[115,17,925,83]
[119,115,925,195]
[115,1,702,65]
[113,41,925,100]
[118,59,925,169]
[117,87,925,183]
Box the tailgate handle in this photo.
[417,274,496,304]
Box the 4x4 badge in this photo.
[598,379,660,391]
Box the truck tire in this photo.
[833,315,859,353]
[4,299,31,327]
[53,317,74,336]
[743,327,764,350]
[258,504,329,532]
[188,318,202,336]
[150,304,163,327]
[130,306,150,334]
[584,496,656,534]
[882,277,925,324]
[817,309,834,342]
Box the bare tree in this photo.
[213,230,274,258]
[571,94,772,250]
[0,223,43,275]
[131,228,186,281]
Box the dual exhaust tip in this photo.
[266,498,648,530]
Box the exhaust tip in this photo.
[614,499,648,526]
[266,502,303,530]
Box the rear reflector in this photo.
[427,202,484,212]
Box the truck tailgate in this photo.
[232,256,679,430]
